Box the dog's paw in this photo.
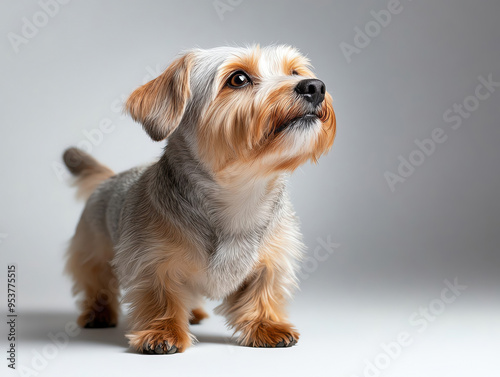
[127,327,191,354]
[144,340,178,355]
[240,320,299,348]
[189,308,209,325]
[78,307,118,328]
[264,334,298,348]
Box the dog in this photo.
[63,45,336,354]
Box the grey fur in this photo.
[68,46,320,340]
[89,131,301,299]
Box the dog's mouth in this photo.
[273,113,319,135]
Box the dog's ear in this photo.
[126,53,193,141]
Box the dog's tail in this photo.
[63,147,114,200]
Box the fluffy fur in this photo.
[64,45,336,354]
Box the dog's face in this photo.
[127,45,336,175]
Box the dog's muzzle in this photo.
[272,79,327,135]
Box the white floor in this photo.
[6,289,499,377]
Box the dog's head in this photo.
[126,45,336,175]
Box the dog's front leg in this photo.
[216,242,301,348]
[124,271,193,354]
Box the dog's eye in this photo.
[291,70,299,76]
[228,71,251,88]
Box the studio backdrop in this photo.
[1,1,499,376]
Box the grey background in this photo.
[1,0,499,376]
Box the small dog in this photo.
[63,45,335,354]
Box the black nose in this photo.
[295,79,326,107]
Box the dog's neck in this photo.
[213,167,284,233]
[154,131,287,232]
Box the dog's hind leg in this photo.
[66,217,120,328]
[189,293,209,325]
[63,147,119,327]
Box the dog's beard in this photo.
[272,116,323,157]
[273,113,319,134]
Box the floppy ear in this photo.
[126,53,193,141]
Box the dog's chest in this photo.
[200,180,280,299]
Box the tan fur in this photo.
[126,53,193,141]
[63,147,114,200]
[63,148,119,327]
[65,217,120,328]
[64,46,336,354]
[215,222,300,347]
[189,308,209,325]
[113,174,205,352]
